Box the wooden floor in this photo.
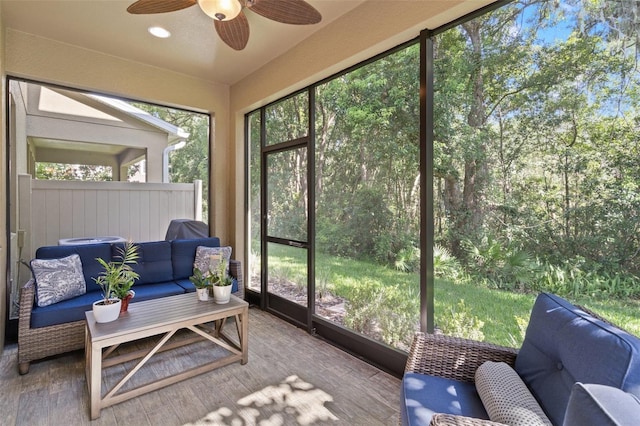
[0,308,400,425]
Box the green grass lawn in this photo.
[268,244,640,348]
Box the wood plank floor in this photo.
[0,308,401,425]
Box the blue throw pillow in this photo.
[563,382,640,426]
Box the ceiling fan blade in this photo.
[214,12,250,51]
[247,0,321,25]
[127,0,196,14]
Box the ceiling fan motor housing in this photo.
[198,0,242,21]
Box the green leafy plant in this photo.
[93,241,140,304]
[343,279,418,349]
[436,299,485,341]
[189,267,211,289]
[210,258,232,287]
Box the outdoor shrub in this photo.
[377,285,420,348]
[343,280,382,336]
[249,249,261,280]
[394,245,420,273]
[315,216,356,257]
[317,188,394,263]
[463,236,536,291]
[531,258,640,299]
[343,279,419,349]
[433,244,464,280]
[436,299,485,341]
[315,267,331,300]
[507,315,529,348]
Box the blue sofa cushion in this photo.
[515,293,640,426]
[124,281,185,303]
[113,241,173,285]
[31,290,101,328]
[400,372,489,426]
[30,282,186,328]
[171,237,221,280]
[35,243,112,293]
[563,383,640,426]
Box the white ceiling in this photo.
[1,0,367,85]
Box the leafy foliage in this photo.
[93,242,140,302]
[436,300,485,341]
[343,279,418,348]
[252,0,640,349]
[36,162,112,181]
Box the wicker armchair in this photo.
[403,332,519,426]
[18,279,86,374]
[18,260,243,375]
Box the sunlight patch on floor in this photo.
[184,375,339,425]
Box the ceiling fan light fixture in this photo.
[198,0,242,21]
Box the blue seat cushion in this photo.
[31,290,102,328]
[113,241,173,285]
[175,277,239,294]
[515,293,640,426]
[171,237,221,280]
[400,373,489,426]
[31,282,186,328]
[127,281,185,303]
[35,243,112,293]
[564,382,640,426]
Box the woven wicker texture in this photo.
[405,332,518,383]
[18,280,85,374]
[18,261,244,374]
[475,361,552,426]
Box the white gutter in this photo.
[162,140,186,183]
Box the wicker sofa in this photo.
[18,237,243,374]
[401,292,640,426]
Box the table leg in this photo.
[89,341,103,419]
[241,307,248,365]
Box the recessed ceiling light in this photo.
[148,26,171,38]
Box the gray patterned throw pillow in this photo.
[31,254,87,307]
[193,246,232,276]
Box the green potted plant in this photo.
[92,241,140,322]
[210,258,233,304]
[189,267,211,301]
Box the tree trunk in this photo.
[441,20,488,257]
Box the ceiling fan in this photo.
[127,0,322,51]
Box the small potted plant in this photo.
[92,241,140,322]
[210,258,233,304]
[189,267,211,301]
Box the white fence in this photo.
[18,176,203,258]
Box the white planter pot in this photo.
[92,298,122,323]
[196,287,209,301]
[213,285,232,304]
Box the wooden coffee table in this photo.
[84,293,248,419]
